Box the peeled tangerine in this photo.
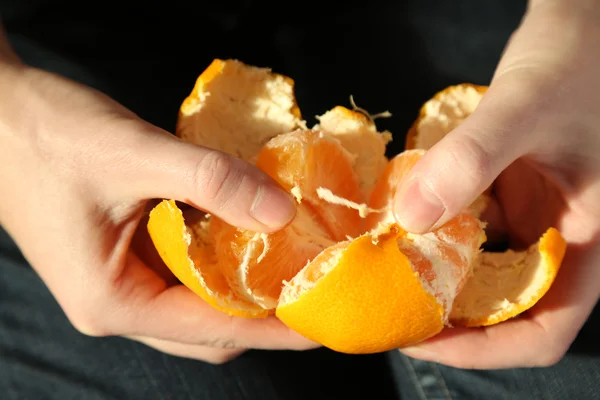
[147,59,567,354]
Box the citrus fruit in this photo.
[147,59,567,354]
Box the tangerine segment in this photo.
[276,226,445,354]
[211,203,335,309]
[397,212,486,318]
[147,200,268,318]
[256,130,363,240]
[314,106,392,197]
[366,149,486,316]
[366,149,425,230]
[450,227,567,327]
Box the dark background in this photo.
[1,0,526,156]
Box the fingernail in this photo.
[394,180,444,233]
[401,346,440,362]
[250,184,296,229]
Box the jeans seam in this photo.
[430,363,452,400]
[166,355,196,400]
[400,354,429,400]
[233,372,250,400]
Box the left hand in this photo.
[0,44,309,365]
[393,0,600,369]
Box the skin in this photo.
[0,26,314,364]
[1,0,598,370]
[394,0,600,368]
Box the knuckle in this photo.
[492,68,559,123]
[534,342,569,367]
[68,311,110,337]
[444,135,492,190]
[204,350,245,365]
[194,151,240,206]
[62,293,114,338]
[202,337,238,350]
[527,320,575,367]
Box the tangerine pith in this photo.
[147,59,567,354]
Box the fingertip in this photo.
[285,328,321,351]
[393,178,445,234]
[399,346,441,363]
[249,183,297,232]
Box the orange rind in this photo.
[147,199,269,318]
[146,59,567,354]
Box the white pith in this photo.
[178,60,303,163]
[450,244,546,322]
[414,85,484,150]
[176,61,555,326]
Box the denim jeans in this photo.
[1,1,599,398]
[2,226,599,399]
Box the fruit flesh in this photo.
[146,59,567,354]
[272,148,487,353]
[256,130,364,240]
[212,204,335,309]
[211,130,364,309]
[365,150,486,315]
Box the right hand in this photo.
[0,40,313,364]
[393,0,600,369]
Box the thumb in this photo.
[393,82,537,233]
[120,127,297,233]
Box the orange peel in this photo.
[147,59,567,354]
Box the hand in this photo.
[393,0,600,369]
[0,36,312,364]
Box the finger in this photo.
[391,2,578,234]
[401,320,552,369]
[400,246,600,369]
[127,335,247,364]
[125,284,319,351]
[105,125,296,233]
[72,233,318,353]
[101,253,319,351]
[393,80,538,233]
